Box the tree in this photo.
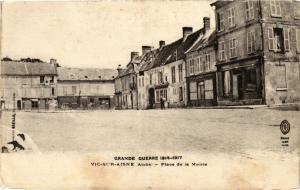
[2,57,13,61]
[20,57,43,63]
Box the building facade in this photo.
[0,60,58,110]
[114,51,142,109]
[186,18,218,107]
[139,27,201,109]
[211,0,300,106]
[57,67,117,109]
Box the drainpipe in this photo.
[258,0,266,105]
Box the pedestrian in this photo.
[160,96,164,109]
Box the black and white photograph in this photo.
[0,0,299,189]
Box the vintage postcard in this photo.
[0,0,299,189]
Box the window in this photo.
[229,38,237,58]
[150,73,153,85]
[297,29,300,53]
[219,41,226,61]
[190,59,195,74]
[52,88,55,96]
[247,31,256,53]
[245,69,257,91]
[72,86,76,95]
[223,71,231,97]
[205,53,211,71]
[158,71,163,84]
[98,76,101,79]
[84,76,88,79]
[217,12,225,31]
[200,56,204,72]
[179,87,183,101]
[50,76,54,83]
[178,64,183,82]
[171,66,176,83]
[196,58,200,73]
[276,65,287,90]
[246,0,254,20]
[228,7,235,27]
[270,0,281,17]
[40,76,45,83]
[269,27,288,52]
[142,77,144,87]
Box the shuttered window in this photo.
[228,7,235,27]
[247,31,256,53]
[270,0,281,17]
[229,38,237,58]
[246,0,254,20]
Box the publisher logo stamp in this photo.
[280,120,290,135]
[280,120,290,147]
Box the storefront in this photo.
[216,59,263,105]
[187,72,217,107]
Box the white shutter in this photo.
[297,29,300,53]
[284,28,290,52]
[268,28,275,50]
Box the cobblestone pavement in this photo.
[1,108,299,157]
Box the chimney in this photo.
[159,40,165,48]
[182,27,193,41]
[117,64,123,75]
[142,46,151,55]
[203,17,210,32]
[50,58,56,64]
[130,52,139,61]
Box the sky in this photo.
[1,1,215,69]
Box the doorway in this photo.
[148,88,155,109]
[17,100,21,110]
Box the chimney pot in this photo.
[159,40,165,48]
[50,58,56,64]
[203,17,210,32]
[182,27,193,41]
[142,46,151,55]
[130,52,139,61]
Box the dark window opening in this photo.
[52,88,55,96]
[84,76,88,79]
[274,28,284,52]
[50,76,54,83]
[40,76,45,83]
[245,69,257,91]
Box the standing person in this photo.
[160,96,164,109]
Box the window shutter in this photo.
[297,29,300,53]
[270,1,276,15]
[268,28,274,50]
[276,1,281,16]
[246,1,250,20]
[284,28,290,52]
[247,32,251,53]
[255,29,260,51]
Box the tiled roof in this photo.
[1,61,57,76]
[151,29,202,69]
[57,67,117,81]
[186,28,217,53]
[138,49,159,72]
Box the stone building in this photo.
[114,51,142,109]
[142,27,201,109]
[0,60,58,110]
[57,67,117,109]
[186,17,218,107]
[211,0,300,105]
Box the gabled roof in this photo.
[1,61,57,76]
[57,67,117,81]
[118,54,143,77]
[138,49,159,72]
[151,29,202,69]
[186,28,217,54]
